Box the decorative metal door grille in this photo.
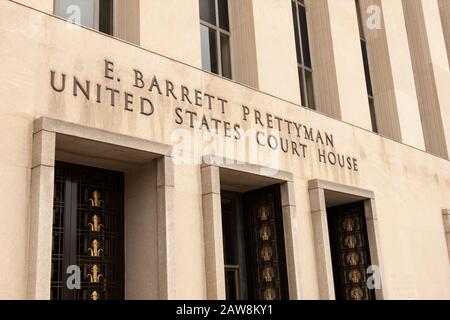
[51,162,124,300]
[327,201,375,300]
[243,185,289,300]
[51,166,65,300]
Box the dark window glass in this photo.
[298,68,306,107]
[199,0,232,79]
[361,41,373,96]
[305,70,315,108]
[221,34,232,79]
[299,5,311,68]
[221,192,247,300]
[292,1,314,109]
[292,1,302,64]
[369,98,378,133]
[99,0,114,35]
[201,25,218,74]
[225,268,240,300]
[200,0,216,24]
[218,0,230,31]
[221,194,240,265]
[356,0,377,133]
[356,0,365,38]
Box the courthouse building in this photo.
[1,0,450,300]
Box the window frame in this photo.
[356,0,378,133]
[292,0,315,109]
[200,0,233,78]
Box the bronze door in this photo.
[327,201,375,300]
[221,185,289,300]
[51,162,124,300]
[243,185,289,300]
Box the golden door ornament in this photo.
[343,218,355,232]
[89,191,104,208]
[88,239,103,257]
[261,245,273,262]
[263,288,276,300]
[91,291,100,300]
[259,225,271,241]
[262,267,274,282]
[350,288,363,300]
[88,215,103,232]
[258,206,270,221]
[347,252,359,266]
[349,270,361,284]
[87,264,103,283]
[344,235,357,249]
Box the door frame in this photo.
[28,117,174,300]
[327,201,376,300]
[242,184,290,300]
[53,161,125,300]
[308,179,384,300]
[201,155,300,300]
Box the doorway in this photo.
[221,185,289,300]
[327,201,375,300]
[51,161,124,300]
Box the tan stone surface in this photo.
[381,0,425,149]
[251,0,301,104]
[326,0,373,130]
[0,1,449,299]
[403,0,450,158]
[125,161,158,299]
[307,0,342,119]
[13,0,53,13]
[139,0,202,67]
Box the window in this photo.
[54,0,114,36]
[200,0,232,79]
[292,0,315,109]
[356,0,378,133]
